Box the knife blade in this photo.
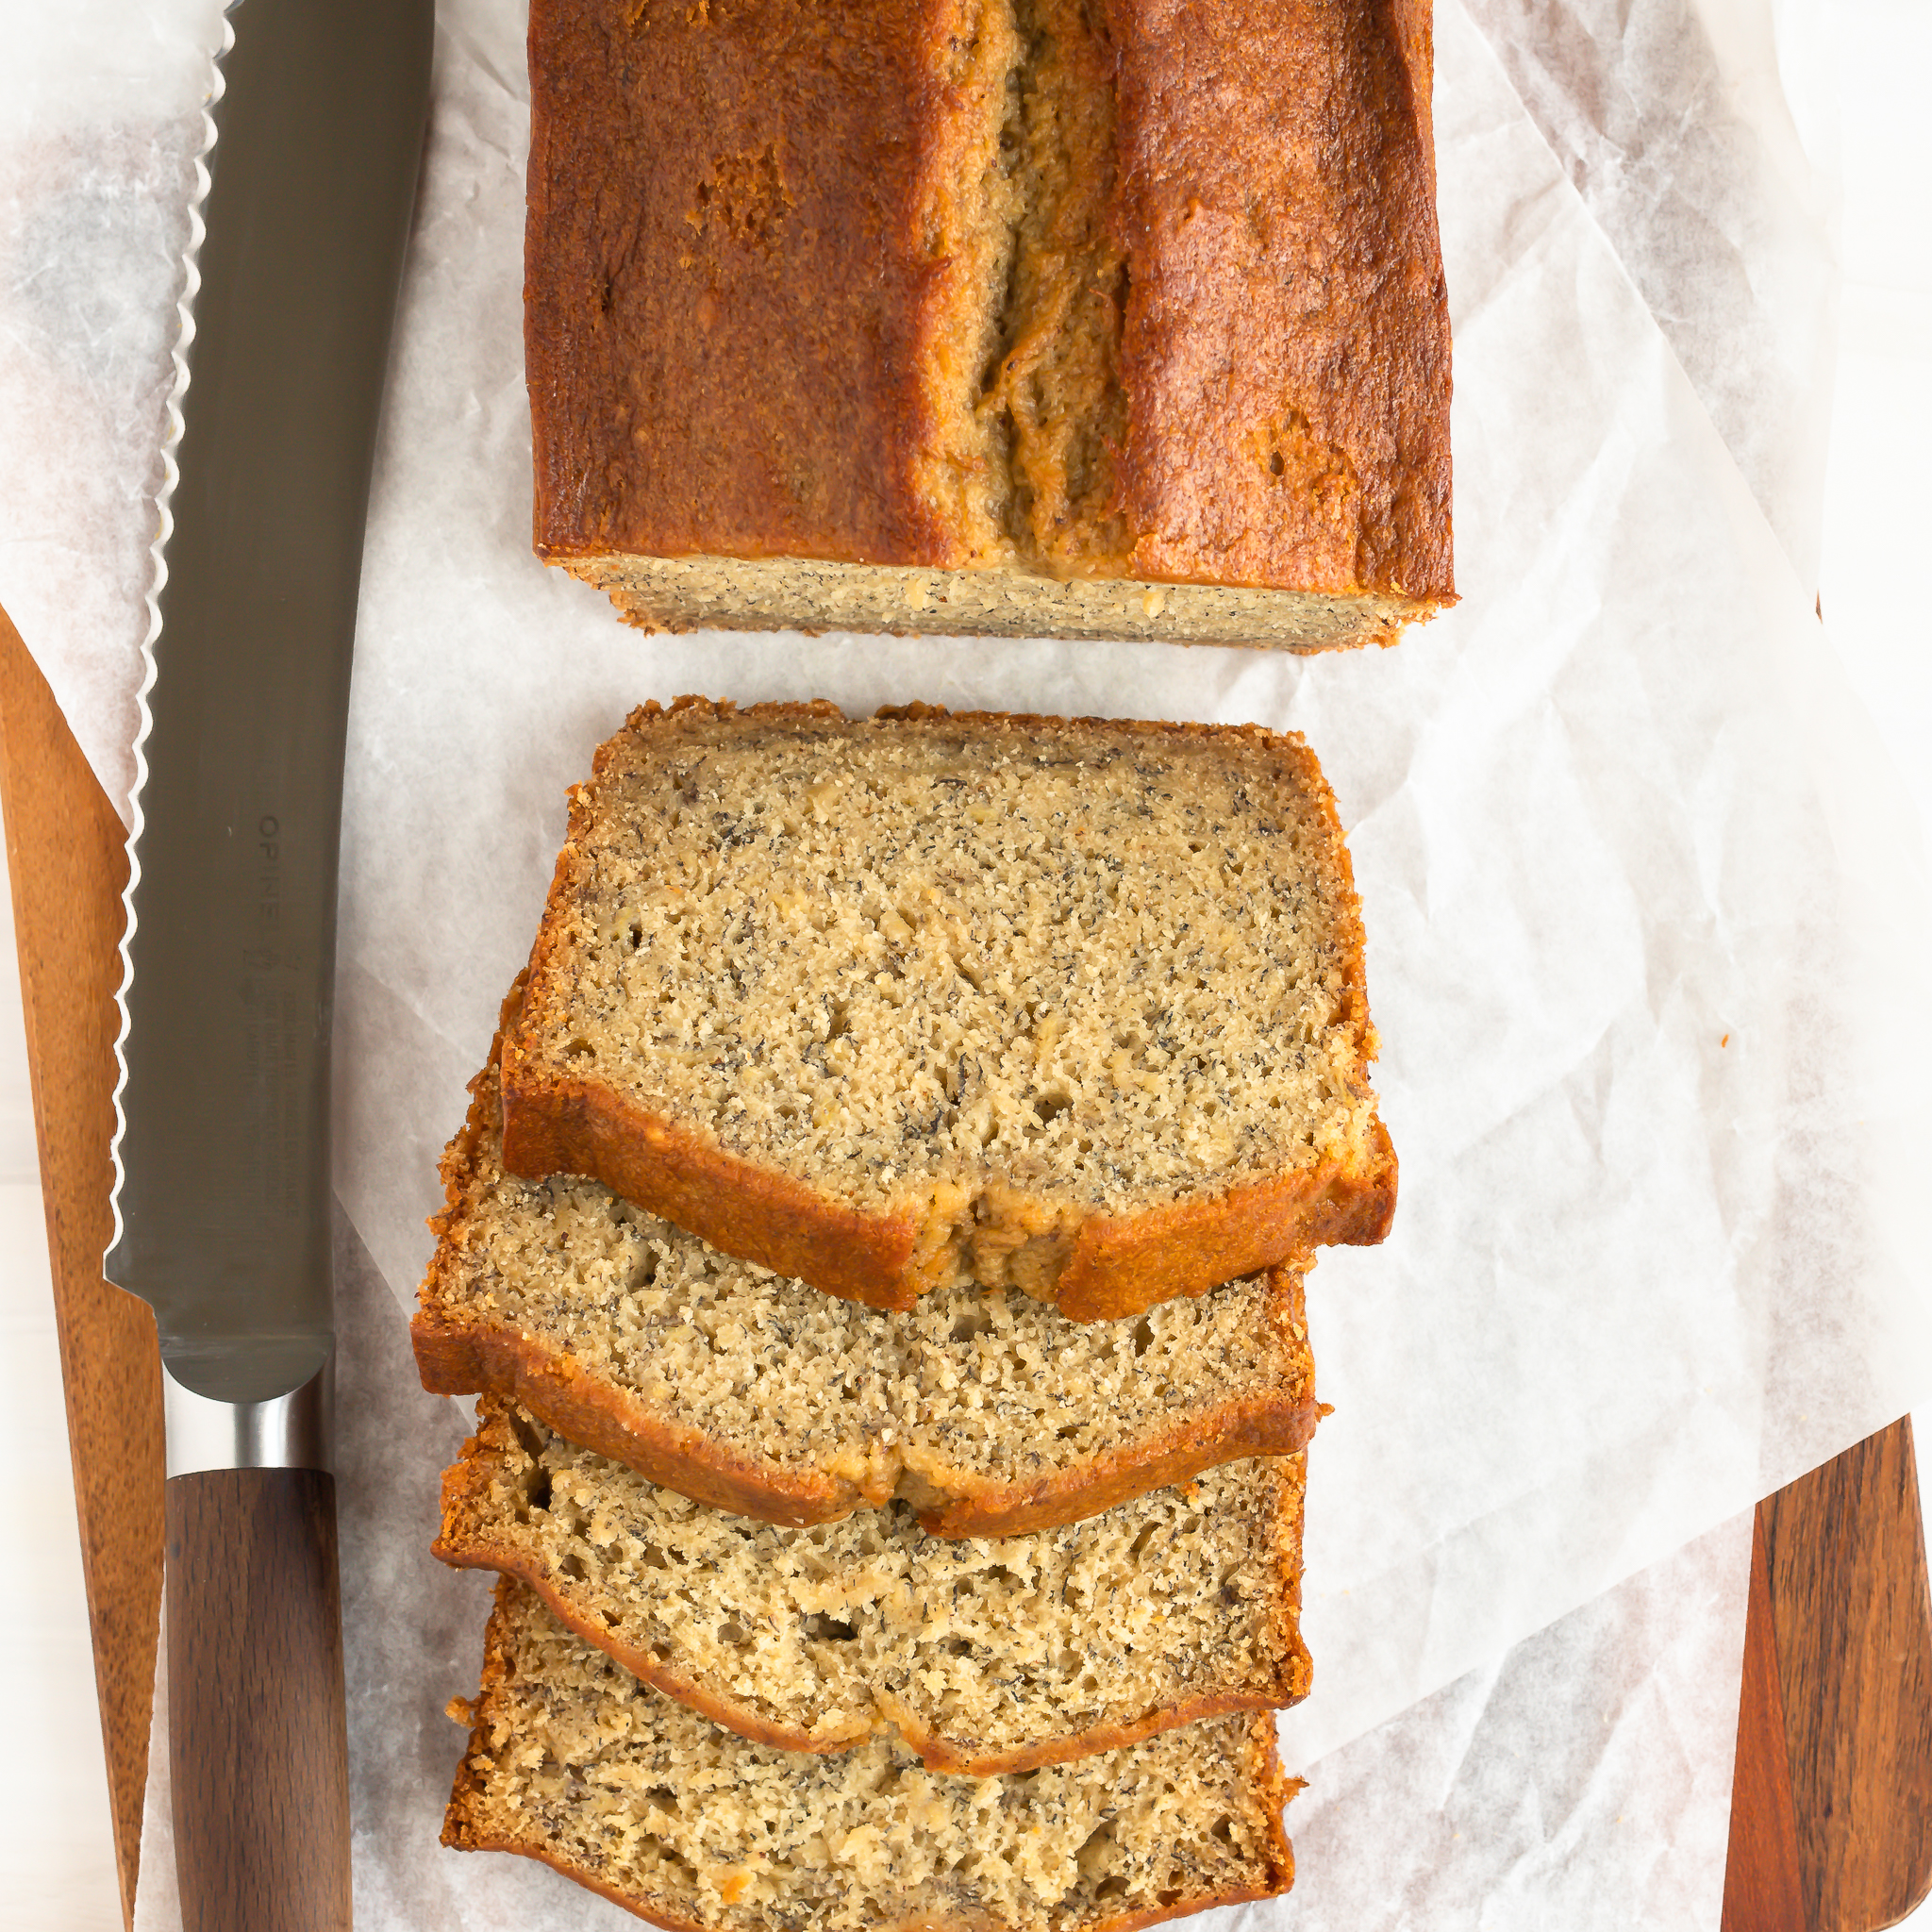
[103,1,431,1924]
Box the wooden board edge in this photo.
[1724,1506,1807,1931]
[1764,1416,1932,1932]
[0,600,162,1931]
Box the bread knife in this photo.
[102,2,431,1925]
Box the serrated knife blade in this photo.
[102,1,431,1924]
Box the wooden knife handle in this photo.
[165,1468,352,1932]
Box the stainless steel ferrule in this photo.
[162,1354,335,1477]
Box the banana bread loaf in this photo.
[501,700,1395,1318]
[437,1398,1310,1774]
[443,1579,1301,1928]
[415,1008,1323,1537]
[527,0,1452,648]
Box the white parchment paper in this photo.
[129,1215,1753,1932]
[2,0,1916,1923]
[1460,0,1840,588]
[332,0,1930,1760]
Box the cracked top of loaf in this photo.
[525,0,1451,611]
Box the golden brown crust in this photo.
[443,1583,1299,1926]
[412,1291,1319,1539]
[1263,1454,1314,1731]
[503,696,1396,1320]
[497,1062,924,1310]
[874,1692,1296,1781]
[527,0,1452,623]
[437,1824,708,1932]
[440,1824,1294,1932]
[1109,0,1453,599]
[417,952,1325,1536]
[411,1307,872,1525]
[434,1410,1311,1774]
[447,1822,1296,1932]
[442,1536,1299,1777]
[1054,1133,1397,1321]
[525,0,986,568]
[911,1385,1318,1537]
[1390,0,1440,208]
[1242,1724,1306,1902]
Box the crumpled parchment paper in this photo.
[2,0,1909,1924]
[125,1216,1754,1932]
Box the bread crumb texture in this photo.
[441,1399,1309,1771]
[445,1581,1300,1930]
[574,554,1432,649]
[508,701,1389,1298]
[422,1034,1318,1521]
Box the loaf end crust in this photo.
[526,0,1453,647]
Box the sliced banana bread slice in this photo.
[415,1007,1322,1538]
[443,1579,1300,1930]
[501,699,1395,1320]
[437,1397,1309,1774]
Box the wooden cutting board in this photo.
[3,601,1929,1931]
